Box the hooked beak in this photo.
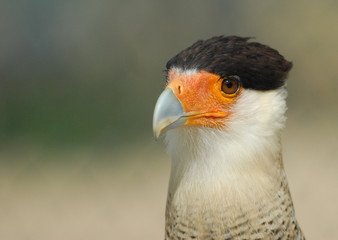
[152,88,186,139]
[153,71,236,140]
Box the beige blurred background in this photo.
[0,1,337,239]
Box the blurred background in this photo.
[0,0,337,239]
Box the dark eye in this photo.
[221,76,241,95]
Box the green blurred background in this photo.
[0,1,337,239]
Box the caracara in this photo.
[153,36,305,240]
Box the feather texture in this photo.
[164,88,305,240]
[166,36,292,90]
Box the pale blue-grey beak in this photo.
[153,88,186,139]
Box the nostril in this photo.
[178,85,182,94]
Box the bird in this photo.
[152,36,305,240]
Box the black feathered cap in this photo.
[166,36,292,90]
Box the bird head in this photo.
[153,36,292,140]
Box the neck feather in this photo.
[164,87,288,205]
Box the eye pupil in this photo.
[221,76,240,95]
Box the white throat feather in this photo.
[164,87,288,206]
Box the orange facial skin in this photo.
[166,70,242,128]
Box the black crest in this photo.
[166,36,292,90]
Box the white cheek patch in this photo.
[229,87,288,137]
